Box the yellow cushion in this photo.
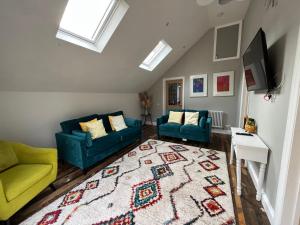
[79,118,98,132]
[184,112,199,125]
[0,142,18,172]
[109,115,128,131]
[168,111,183,124]
[86,119,107,140]
[0,164,52,201]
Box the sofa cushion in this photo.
[180,124,207,135]
[159,123,182,133]
[116,127,140,141]
[168,111,183,124]
[184,112,199,126]
[198,110,208,119]
[86,119,108,139]
[199,117,207,128]
[86,132,121,157]
[0,164,52,201]
[109,115,127,131]
[0,142,18,172]
[60,114,98,134]
[99,111,124,133]
[79,118,97,132]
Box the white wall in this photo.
[0,92,140,147]
[240,0,300,211]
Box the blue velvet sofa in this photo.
[55,111,142,170]
[157,109,212,143]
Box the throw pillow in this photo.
[200,117,207,128]
[0,142,18,172]
[184,112,199,125]
[79,118,98,132]
[168,111,183,124]
[86,119,108,140]
[109,115,128,131]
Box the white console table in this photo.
[230,127,269,201]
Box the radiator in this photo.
[208,111,224,128]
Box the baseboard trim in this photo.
[248,161,274,224]
[212,128,231,135]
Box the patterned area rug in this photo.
[21,139,235,225]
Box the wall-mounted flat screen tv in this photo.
[242,28,275,91]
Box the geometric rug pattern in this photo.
[20,139,235,225]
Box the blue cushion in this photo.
[159,123,182,133]
[199,117,207,128]
[60,114,98,134]
[86,132,121,157]
[116,127,140,141]
[180,124,207,135]
[198,110,208,118]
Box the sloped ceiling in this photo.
[0,0,249,93]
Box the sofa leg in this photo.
[82,169,88,175]
[49,184,56,192]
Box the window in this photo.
[56,0,129,53]
[139,40,172,71]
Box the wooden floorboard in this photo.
[10,125,270,225]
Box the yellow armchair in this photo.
[0,141,57,223]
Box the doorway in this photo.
[163,77,185,114]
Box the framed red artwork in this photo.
[213,71,234,96]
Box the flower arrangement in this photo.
[139,92,152,115]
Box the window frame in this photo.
[139,40,172,71]
[56,0,129,53]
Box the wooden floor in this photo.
[10,125,270,225]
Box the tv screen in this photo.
[243,28,274,91]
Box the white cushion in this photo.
[184,112,199,125]
[86,119,107,139]
[168,111,183,124]
[109,115,128,131]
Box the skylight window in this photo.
[56,0,129,53]
[140,40,172,71]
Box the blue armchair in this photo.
[55,111,142,170]
[157,110,212,143]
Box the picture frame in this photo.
[190,74,208,97]
[213,71,234,96]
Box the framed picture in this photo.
[213,71,234,96]
[190,74,208,97]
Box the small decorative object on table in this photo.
[244,116,257,133]
[139,92,153,125]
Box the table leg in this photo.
[236,158,242,196]
[150,115,153,125]
[256,163,266,201]
[230,142,234,164]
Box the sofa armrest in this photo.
[157,115,169,126]
[206,117,212,130]
[12,143,57,165]
[125,117,142,128]
[55,132,87,166]
[72,130,93,147]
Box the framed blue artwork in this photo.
[190,74,208,97]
